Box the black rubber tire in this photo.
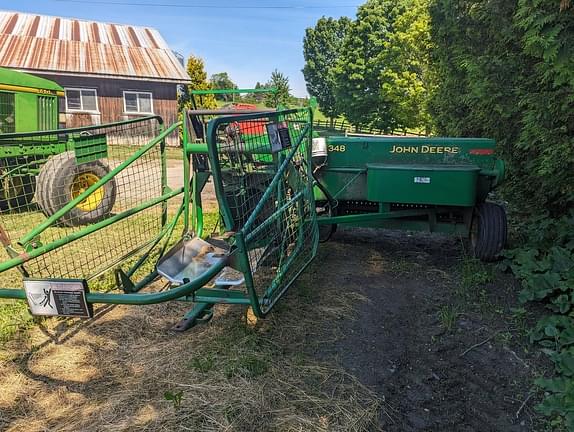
[36,152,117,227]
[470,202,507,262]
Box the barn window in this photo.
[123,91,153,114]
[65,88,98,112]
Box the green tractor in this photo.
[0,68,116,225]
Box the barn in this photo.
[0,10,189,131]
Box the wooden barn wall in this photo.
[34,73,180,145]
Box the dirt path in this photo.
[315,227,544,431]
[0,226,545,431]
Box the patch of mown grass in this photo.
[0,301,34,343]
[188,324,276,379]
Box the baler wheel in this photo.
[470,202,507,262]
[36,151,117,227]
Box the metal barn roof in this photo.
[0,10,190,83]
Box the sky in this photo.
[0,0,360,97]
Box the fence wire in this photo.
[0,117,173,283]
[208,109,318,310]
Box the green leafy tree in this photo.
[210,72,238,101]
[429,0,573,217]
[180,54,216,110]
[302,16,351,126]
[334,0,432,132]
[264,69,291,107]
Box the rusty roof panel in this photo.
[0,10,190,82]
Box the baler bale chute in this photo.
[0,101,318,329]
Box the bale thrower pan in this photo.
[0,109,318,330]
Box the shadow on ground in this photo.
[0,227,545,431]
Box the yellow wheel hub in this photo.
[70,172,104,212]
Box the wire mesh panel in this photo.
[0,117,176,284]
[207,108,318,313]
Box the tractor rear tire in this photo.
[36,152,117,227]
[470,202,507,262]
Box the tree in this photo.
[302,16,351,126]
[264,69,291,107]
[210,72,237,101]
[334,0,432,132]
[180,54,216,110]
[429,0,574,217]
[379,0,434,133]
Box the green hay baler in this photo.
[0,87,506,330]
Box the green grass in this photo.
[437,304,459,332]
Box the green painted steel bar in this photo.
[191,88,277,95]
[185,287,251,304]
[159,123,168,227]
[234,231,264,317]
[182,120,192,233]
[0,115,163,140]
[0,257,227,305]
[187,144,208,154]
[317,209,437,225]
[0,187,184,274]
[20,121,181,245]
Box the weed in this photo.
[437,305,459,332]
[461,257,494,290]
[496,331,513,346]
[163,390,183,409]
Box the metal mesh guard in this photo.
[207,108,318,312]
[0,117,173,285]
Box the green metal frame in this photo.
[0,108,317,323]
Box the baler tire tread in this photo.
[471,202,507,262]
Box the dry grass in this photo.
[0,263,382,431]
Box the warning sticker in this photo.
[24,279,92,318]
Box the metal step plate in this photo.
[157,237,227,285]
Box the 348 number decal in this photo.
[328,145,346,153]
